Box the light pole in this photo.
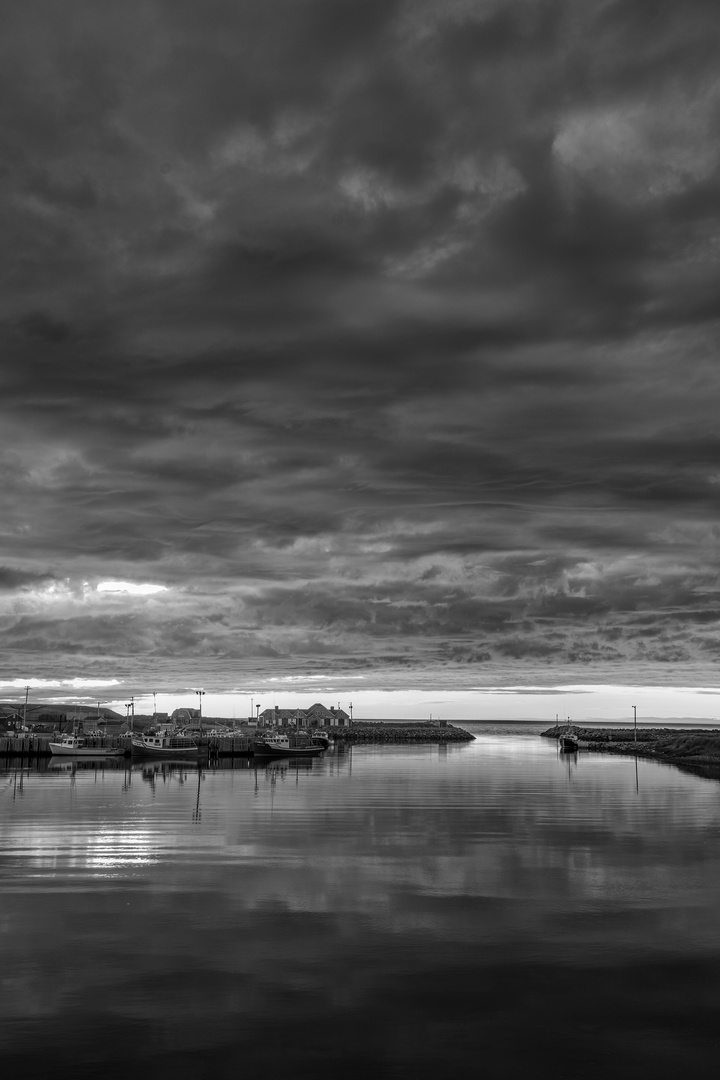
[349,702,353,722]
[632,705,637,743]
[23,685,30,729]
[195,690,205,735]
[256,703,261,725]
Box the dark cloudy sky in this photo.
[2,0,720,710]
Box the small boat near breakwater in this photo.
[541,724,720,776]
[49,734,126,758]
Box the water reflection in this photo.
[2,733,720,1078]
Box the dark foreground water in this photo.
[2,723,720,1079]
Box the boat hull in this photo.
[253,740,325,758]
[50,742,125,757]
[131,735,199,758]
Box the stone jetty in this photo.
[542,724,720,772]
[330,722,474,744]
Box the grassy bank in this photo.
[542,724,720,771]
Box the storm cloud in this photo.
[2,0,720,698]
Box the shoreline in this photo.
[542,724,720,775]
[1,722,474,760]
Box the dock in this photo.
[0,734,253,760]
[1,722,474,761]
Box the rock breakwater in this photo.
[332,723,474,744]
[542,724,720,772]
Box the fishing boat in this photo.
[253,731,326,758]
[49,734,125,757]
[559,723,579,752]
[131,730,199,758]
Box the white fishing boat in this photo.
[131,730,199,758]
[253,732,326,758]
[49,734,125,757]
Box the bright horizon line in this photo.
[2,684,720,722]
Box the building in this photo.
[171,707,202,724]
[258,707,307,729]
[258,703,352,729]
[305,703,351,727]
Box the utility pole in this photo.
[196,690,205,735]
[23,685,30,729]
[632,705,637,743]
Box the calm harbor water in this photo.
[2,722,720,1078]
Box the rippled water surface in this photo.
[3,725,720,1078]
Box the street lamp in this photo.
[349,702,353,722]
[23,685,30,729]
[632,705,637,743]
[195,690,205,734]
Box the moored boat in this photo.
[49,734,125,757]
[131,731,199,758]
[253,732,326,758]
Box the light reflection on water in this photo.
[2,729,720,1078]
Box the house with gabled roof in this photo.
[305,703,350,727]
[259,707,307,728]
[257,703,352,728]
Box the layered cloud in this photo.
[1,0,720,695]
